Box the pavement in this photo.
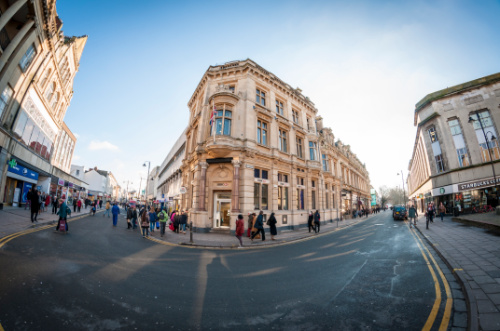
[1,205,500,330]
[413,212,500,331]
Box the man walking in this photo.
[157,207,168,237]
[314,210,321,233]
[51,194,58,214]
[104,200,111,218]
[425,202,435,230]
[250,210,266,242]
[111,202,120,227]
[408,204,418,228]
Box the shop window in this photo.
[297,188,305,210]
[254,183,268,210]
[257,120,268,146]
[19,44,36,73]
[278,186,288,210]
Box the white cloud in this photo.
[88,140,119,151]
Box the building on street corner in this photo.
[0,0,86,207]
[168,59,370,233]
[407,72,500,213]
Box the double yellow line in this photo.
[407,222,452,331]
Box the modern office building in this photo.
[407,72,500,213]
[171,59,370,232]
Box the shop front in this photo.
[4,159,39,207]
[213,191,231,228]
[432,176,500,214]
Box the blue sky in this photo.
[58,0,500,193]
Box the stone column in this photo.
[198,162,208,211]
[231,160,240,212]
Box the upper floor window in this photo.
[309,141,317,160]
[51,92,59,110]
[19,44,36,73]
[254,168,268,180]
[296,136,303,158]
[40,68,52,88]
[292,110,299,124]
[470,110,499,162]
[277,173,289,183]
[276,100,284,115]
[0,85,13,118]
[256,89,266,106]
[279,129,288,153]
[45,82,55,102]
[257,120,268,146]
[212,108,232,136]
[322,154,329,171]
[448,119,469,167]
[428,127,439,143]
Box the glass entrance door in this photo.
[213,192,231,228]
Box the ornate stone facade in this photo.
[179,59,371,232]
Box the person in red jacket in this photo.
[235,214,245,248]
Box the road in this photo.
[0,210,456,330]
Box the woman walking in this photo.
[140,209,150,238]
[235,214,245,247]
[314,210,321,233]
[247,213,254,237]
[268,212,277,240]
[250,210,265,242]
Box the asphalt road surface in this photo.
[0,211,453,330]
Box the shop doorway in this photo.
[213,192,231,228]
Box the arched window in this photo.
[51,92,59,109]
[45,81,56,101]
[40,68,52,88]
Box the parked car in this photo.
[393,205,407,220]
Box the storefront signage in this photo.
[440,188,445,194]
[245,164,254,169]
[215,183,229,187]
[278,182,289,186]
[458,177,500,191]
[180,186,187,194]
[67,182,74,188]
[58,178,65,186]
[7,160,39,181]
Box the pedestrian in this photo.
[157,207,168,237]
[77,198,82,212]
[104,201,111,218]
[180,210,188,234]
[247,213,254,237]
[51,194,58,214]
[91,200,96,216]
[37,191,43,215]
[314,210,321,233]
[84,198,89,209]
[408,204,418,228]
[173,210,180,233]
[267,212,277,240]
[438,202,445,221]
[25,188,32,210]
[140,209,150,238]
[425,202,435,229]
[73,198,77,213]
[250,210,265,242]
[148,207,157,234]
[308,211,314,233]
[56,198,71,232]
[28,188,39,223]
[111,202,120,227]
[45,194,51,212]
[235,214,245,247]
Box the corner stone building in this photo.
[180,59,371,232]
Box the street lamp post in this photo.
[469,114,498,198]
[397,171,406,207]
[143,161,151,206]
[123,180,133,202]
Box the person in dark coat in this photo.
[180,210,188,234]
[28,188,39,223]
[250,210,265,242]
[51,194,58,214]
[307,211,314,232]
[314,210,321,233]
[173,211,180,233]
[268,212,277,240]
[111,202,120,227]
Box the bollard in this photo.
[189,221,193,243]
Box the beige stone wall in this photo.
[181,60,371,231]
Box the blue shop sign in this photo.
[7,160,39,181]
